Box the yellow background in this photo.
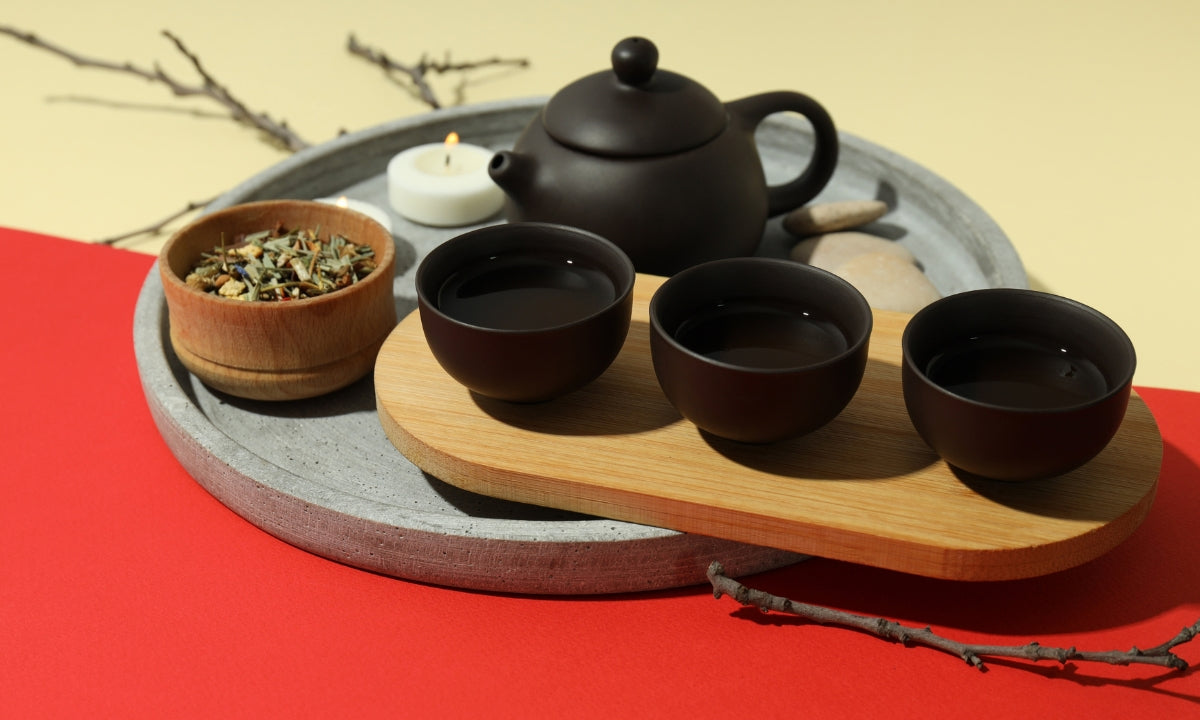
[3,0,1197,391]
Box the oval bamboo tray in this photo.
[378,274,1161,581]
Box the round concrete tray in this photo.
[133,97,1025,595]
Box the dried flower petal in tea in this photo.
[184,226,377,301]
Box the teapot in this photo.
[488,36,839,276]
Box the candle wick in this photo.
[444,153,451,169]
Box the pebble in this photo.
[789,231,915,272]
[783,200,888,237]
[832,253,942,313]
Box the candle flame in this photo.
[443,132,461,169]
[334,196,350,209]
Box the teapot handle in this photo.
[726,91,839,216]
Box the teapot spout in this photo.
[488,150,536,200]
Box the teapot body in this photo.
[487,37,839,276]
[493,115,767,276]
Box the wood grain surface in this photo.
[376,274,1162,581]
[160,200,397,400]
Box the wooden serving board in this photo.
[376,274,1162,581]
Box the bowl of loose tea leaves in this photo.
[159,200,397,400]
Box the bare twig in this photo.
[707,561,1197,673]
[5,25,527,244]
[346,34,529,109]
[97,195,219,246]
[0,25,310,152]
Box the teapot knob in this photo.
[611,37,658,86]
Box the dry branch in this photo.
[0,25,310,152]
[346,34,529,109]
[707,561,1197,673]
[3,25,530,245]
[95,195,219,246]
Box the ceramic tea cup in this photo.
[416,222,635,403]
[649,258,872,443]
[901,288,1136,481]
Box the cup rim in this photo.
[901,288,1137,413]
[416,222,636,334]
[649,257,873,375]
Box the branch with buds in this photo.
[0,26,310,152]
[347,34,529,109]
[1,25,530,245]
[708,561,1197,673]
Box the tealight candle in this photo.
[387,132,504,227]
[315,196,394,235]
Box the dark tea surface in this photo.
[437,252,615,330]
[673,298,849,369]
[925,333,1108,409]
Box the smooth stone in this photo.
[783,200,889,237]
[789,231,915,272]
[833,252,942,313]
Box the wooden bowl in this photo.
[159,200,396,401]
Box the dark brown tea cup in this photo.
[649,258,872,443]
[416,222,635,403]
[901,288,1136,481]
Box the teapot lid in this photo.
[542,37,726,157]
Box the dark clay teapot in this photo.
[488,36,839,276]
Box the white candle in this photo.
[387,132,504,227]
[315,196,394,235]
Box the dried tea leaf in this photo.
[243,229,273,244]
[289,258,311,283]
[218,279,246,298]
[185,225,375,301]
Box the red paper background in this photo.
[3,229,1197,717]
